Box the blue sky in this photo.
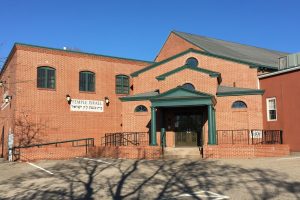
[1,0,300,65]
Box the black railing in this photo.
[11,138,94,161]
[217,130,282,145]
[102,132,148,146]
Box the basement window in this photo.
[79,71,95,92]
[37,66,56,89]
[266,97,277,121]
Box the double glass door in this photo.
[174,114,203,147]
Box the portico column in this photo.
[150,106,157,146]
[208,105,216,145]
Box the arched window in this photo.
[182,83,195,91]
[232,101,247,109]
[37,66,56,89]
[116,75,129,94]
[134,105,148,112]
[79,71,95,92]
[186,57,198,67]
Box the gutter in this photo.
[258,65,300,79]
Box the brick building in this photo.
[0,31,293,160]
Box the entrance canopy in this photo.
[150,87,216,107]
[120,86,217,146]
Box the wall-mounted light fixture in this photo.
[104,97,110,106]
[4,95,12,103]
[66,94,72,104]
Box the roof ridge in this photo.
[172,30,289,55]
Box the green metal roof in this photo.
[217,85,264,96]
[173,31,288,69]
[156,65,221,81]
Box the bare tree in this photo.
[13,113,47,146]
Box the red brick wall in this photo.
[216,95,263,131]
[204,144,290,159]
[155,32,203,62]
[260,70,300,151]
[18,146,88,161]
[134,52,259,94]
[0,49,18,159]
[88,146,161,159]
[0,44,150,151]
[126,50,263,147]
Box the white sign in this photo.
[8,129,13,162]
[251,130,262,138]
[70,99,104,112]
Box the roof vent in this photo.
[279,52,300,70]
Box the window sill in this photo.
[232,108,247,112]
[116,93,130,96]
[79,91,96,94]
[134,112,148,116]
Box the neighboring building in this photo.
[259,60,300,151]
[0,31,294,160]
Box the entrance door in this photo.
[174,114,203,147]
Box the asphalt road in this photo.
[0,154,299,200]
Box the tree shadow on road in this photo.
[0,158,299,199]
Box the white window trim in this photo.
[266,97,277,121]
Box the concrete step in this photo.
[162,147,203,159]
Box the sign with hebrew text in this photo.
[70,99,104,112]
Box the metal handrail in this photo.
[11,138,95,161]
[102,132,148,146]
[216,129,282,145]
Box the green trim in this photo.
[131,49,192,77]
[120,87,214,103]
[151,98,212,107]
[153,87,213,99]
[150,107,157,146]
[150,87,214,107]
[119,96,154,102]
[156,65,220,81]
[217,89,265,97]
[15,43,153,64]
[130,48,277,78]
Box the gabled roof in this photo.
[217,85,264,96]
[152,86,213,100]
[131,48,278,78]
[119,86,214,102]
[173,31,288,69]
[156,65,221,81]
